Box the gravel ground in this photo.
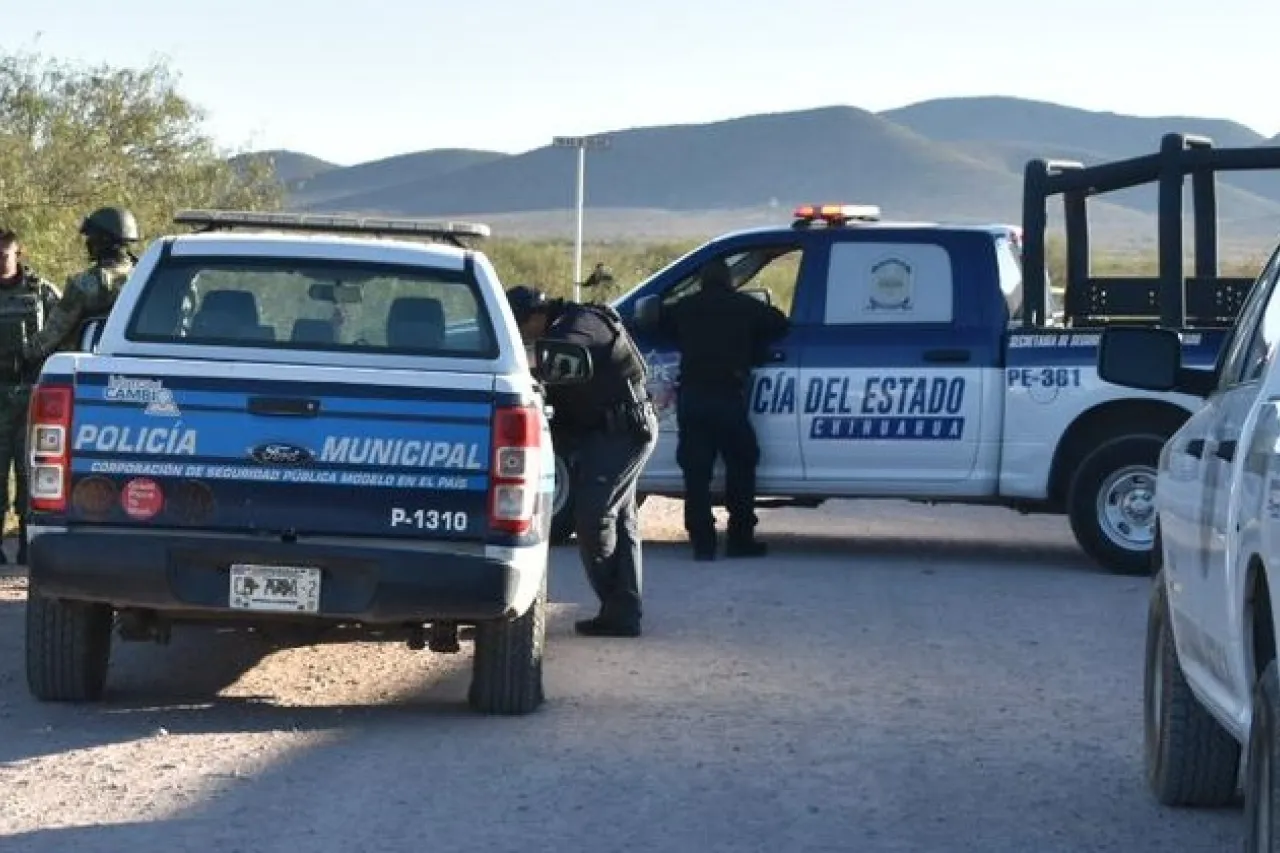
[0,498,1243,852]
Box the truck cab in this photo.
[617,207,1017,496]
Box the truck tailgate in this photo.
[61,366,499,543]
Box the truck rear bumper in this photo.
[27,526,543,625]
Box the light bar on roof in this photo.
[792,203,882,225]
[172,209,492,240]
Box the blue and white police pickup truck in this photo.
[550,136,1259,575]
[599,204,1205,574]
[22,209,591,716]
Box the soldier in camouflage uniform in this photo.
[21,207,140,364]
[0,229,61,564]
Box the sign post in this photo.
[552,134,612,302]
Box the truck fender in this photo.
[1050,399,1192,574]
[1048,398,1192,507]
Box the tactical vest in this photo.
[83,262,132,318]
[0,273,45,381]
[546,303,651,434]
[581,302,648,389]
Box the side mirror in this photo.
[1098,326,1211,396]
[634,294,661,331]
[534,339,593,385]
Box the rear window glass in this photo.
[995,235,1024,321]
[126,257,498,358]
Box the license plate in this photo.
[228,564,322,613]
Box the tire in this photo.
[25,585,114,702]
[1144,570,1241,807]
[549,449,575,546]
[1246,660,1280,851]
[1068,433,1164,575]
[468,572,546,716]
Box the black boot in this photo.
[15,519,27,564]
[726,534,768,558]
[574,616,641,638]
[692,536,717,562]
[575,596,642,637]
[688,527,717,561]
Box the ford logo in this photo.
[250,442,313,466]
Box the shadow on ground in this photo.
[0,518,1108,773]
[1,588,1241,853]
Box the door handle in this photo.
[923,348,971,364]
[247,396,322,417]
[1184,439,1205,459]
[1215,440,1237,462]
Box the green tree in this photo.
[0,48,282,283]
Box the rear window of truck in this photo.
[126,256,499,358]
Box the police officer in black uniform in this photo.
[507,286,659,638]
[657,257,791,560]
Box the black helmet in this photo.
[506,285,548,323]
[80,206,140,243]
[700,257,733,290]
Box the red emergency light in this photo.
[792,203,882,228]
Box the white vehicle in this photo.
[560,134,1261,574]
[22,210,593,716]
[1097,215,1280,845]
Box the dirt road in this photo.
[0,500,1241,852]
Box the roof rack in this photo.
[1020,133,1280,329]
[172,209,491,248]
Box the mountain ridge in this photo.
[236,96,1280,249]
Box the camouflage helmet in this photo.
[79,206,140,244]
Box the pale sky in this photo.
[4,1,1275,166]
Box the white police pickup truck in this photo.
[550,135,1260,575]
[1096,250,1280,849]
[22,209,592,716]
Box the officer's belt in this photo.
[578,382,652,430]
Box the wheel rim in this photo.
[552,453,570,516]
[1096,465,1158,551]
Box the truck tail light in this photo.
[29,383,74,513]
[488,403,540,536]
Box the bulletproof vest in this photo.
[548,303,649,430]
[0,275,45,367]
[581,303,648,387]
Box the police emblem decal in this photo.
[867,258,913,311]
[103,374,181,417]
